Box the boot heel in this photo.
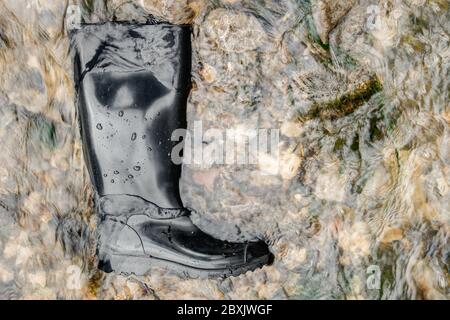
[98,252,154,276]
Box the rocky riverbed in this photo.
[0,0,448,299]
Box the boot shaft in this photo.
[71,22,191,208]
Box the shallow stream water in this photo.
[0,0,448,299]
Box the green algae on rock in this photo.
[297,75,383,121]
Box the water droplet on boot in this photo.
[118,110,124,117]
[131,132,137,141]
[114,170,119,175]
[96,123,103,130]
[128,174,134,179]
[133,166,141,171]
[111,179,115,183]
[103,173,108,177]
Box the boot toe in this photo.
[98,211,274,277]
[246,241,274,265]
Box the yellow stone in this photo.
[281,121,303,138]
[380,227,403,244]
[199,63,216,83]
[280,152,301,180]
[28,271,47,288]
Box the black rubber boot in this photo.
[71,22,273,277]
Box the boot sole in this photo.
[98,251,273,279]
